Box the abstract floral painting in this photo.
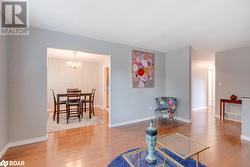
[132,50,154,88]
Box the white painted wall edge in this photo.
[241,135,250,141]
[192,106,208,111]
[0,135,48,159]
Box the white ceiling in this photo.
[31,0,250,52]
[47,48,108,62]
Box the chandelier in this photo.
[67,51,82,69]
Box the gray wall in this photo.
[242,99,250,139]
[8,27,166,142]
[165,47,192,121]
[215,46,250,120]
[0,36,8,150]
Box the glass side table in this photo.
[157,133,209,167]
[122,147,183,167]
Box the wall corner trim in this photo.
[0,135,48,159]
[241,135,250,141]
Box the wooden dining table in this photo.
[56,93,92,123]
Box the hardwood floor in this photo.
[2,108,250,167]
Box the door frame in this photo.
[102,65,110,111]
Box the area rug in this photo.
[47,113,104,132]
[108,148,206,167]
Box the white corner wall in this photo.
[8,27,166,142]
[165,46,192,122]
[215,46,250,121]
[0,36,8,154]
[191,59,208,110]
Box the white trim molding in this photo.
[241,135,250,141]
[0,135,48,159]
[175,117,191,123]
[109,116,191,128]
[109,116,155,128]
[215,114,241,123]
[95,105,103,110]
[8,135,48,148]
[0,144,9,159]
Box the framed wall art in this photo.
[132,50,154,88]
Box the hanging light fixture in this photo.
[67,51,82,69]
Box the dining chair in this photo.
[81,93,92,119]
[52,89,67,121]
[81,89,96,119]
[66,89,82,123]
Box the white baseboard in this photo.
[8,135,48,148]
[47,108,53,112]
[175,117,191,123]
[241,135,250,141]
[0,135,48,159]
[109,115,192,127]
[109,116,155,128]
[192,106,208,111]
[215,114,241,123]
[0,144,9,159]
[95,105,103,110]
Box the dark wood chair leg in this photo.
[89,102,92,119]
[78,105,81,122]
[57,105,60,124]
[66,105,69,124]
[53,104,56,121]
[85,102,87,113]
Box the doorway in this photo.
[46,48,110,132]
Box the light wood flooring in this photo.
[2,108,250,167]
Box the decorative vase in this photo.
[230,95,237,101]
[145,119,157,164]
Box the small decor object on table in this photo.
[145,119,157,164]
[230,94,237,101]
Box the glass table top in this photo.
[122,147,183,167]
[157,133,209,159]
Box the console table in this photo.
[220,99,242,119]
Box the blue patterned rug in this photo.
[108,148,206,167]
